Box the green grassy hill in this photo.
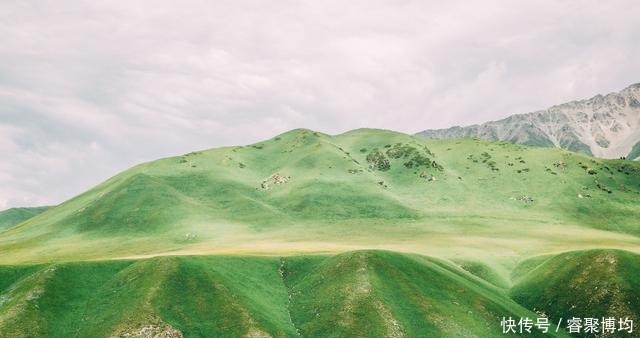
[1,128,638,264]
[0,128,638,337]
[511,250,640,338]
[1,251,575,338]
[0,206,51,231]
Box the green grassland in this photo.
[0,128,639,337]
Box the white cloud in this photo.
[0,0,639,208]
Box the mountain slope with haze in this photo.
[0,206,52,231]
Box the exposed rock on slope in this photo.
[417,83,640,159]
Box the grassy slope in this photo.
[0,251,573,338]
[511,249,640,338]
[284,251,569,338]
[0,206,51,231]
[0,129,638,264]
[0,257,293,338]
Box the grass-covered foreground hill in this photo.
[1,251,574,338]
[0,128,639,337]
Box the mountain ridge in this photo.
[416,83,640,159]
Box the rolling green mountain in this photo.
[0,128,639,337]
[0,206,52,231]
[0,251,574,338]
[1,128,639,263]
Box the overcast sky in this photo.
[1,1,639,209]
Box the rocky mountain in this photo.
[416,83,640,159]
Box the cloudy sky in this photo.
[1,1,639,209]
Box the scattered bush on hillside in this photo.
[616,164,639,176]
[467,153,498,171]
[386,143,413,159]
[486,160,499,171]
[384,143,442,171]
[422,145,435,156]
[619,184,631,193]
[404,153,431,168]
[595,180,612,193]
[433,161,444,171]
[419,172,437,181]
[251,144,264,149]
[366,149,391,171]
[359,148,367,153]
[238,162,246,168]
